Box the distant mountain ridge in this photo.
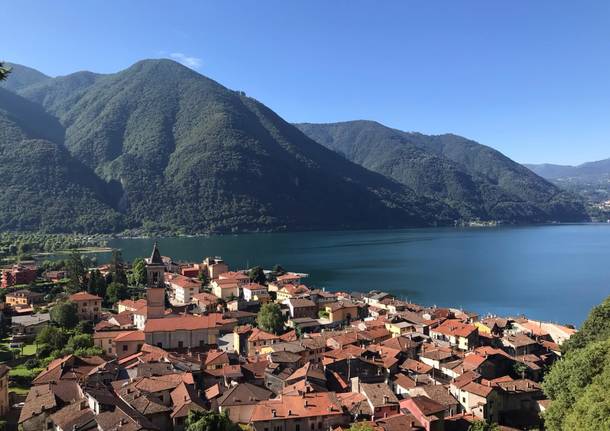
[526,159,610,182]
[0,60,588,234]
[296,121,586,223]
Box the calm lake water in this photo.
[108,224,610,326]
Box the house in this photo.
[5,289,45,309]
[219,271,250,286]
[114,330,146,358]
[429,319,479,350]
[0,365,9,417]
[243,283,270,302]
[93,330,136,356]
[357,381,400,419]
[211,278,240,300]
[449,373,501,422]
[284,297,317,319]
[408,385,460,417]
[1,264,37,288]
[400,396,446,431]
[501,334,538,356]
[249,392,348,431]
[192,292,220,312]
[167,274,200,304]
[11,312,51,336]
[18,381,83,431]
[49,401,96,431]
[385,320,416,338]
[69,292,103,321]
[248,327,282,354]
[201,257,229,280]
[326,300,359,323]
[276,284,311,302]
[117,298,147,314]
[143,313,236,349]
[216,382,273,423]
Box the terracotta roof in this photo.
[360,382,399,408]
[144,313,235,332]
[401,359,433,374]
[250,392,343,421]
[204,350,229,366]
[49,402,94,430]
[376,413,424,431]
[118,298,147,310]
[219,271,250,280]
[503,333,537,348]
[217,382,273,406]
[403,395,446,416]
[249,327,280,342]
[394,373,417,389]
[243,282,267,291]
[461,381,494,398]
[168,274,201,289]
[33,355,106,385]
[114,330,146,342]
[413,385,458,408]
[432,319,477,338]
[69,291,102,302]
[496,379,541,393]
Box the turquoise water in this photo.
[109,224,610,326]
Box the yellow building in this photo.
[325,300,358,323]
[69,291,103,321]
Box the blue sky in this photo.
[4,1,610,165]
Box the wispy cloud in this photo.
[169,52,202,69]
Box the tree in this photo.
[50,301,79,329]
[76,320,94,334]
[513,361,528,379]
[130,257,147,286]
[256,303,284,334]
[542,338,610,430]
[198,270,210,287]
[66,252,87,293]
[67,333,94,351]
[562,295,610,354]
[36,326,69,351]
[185,410,240,431]
[248,266,266,285]
[468,421,499,431]
[87,269,107,297]
[349,424,374,431]
[106,282,128,305]
[0,62,10,81]
[272,264,286,276]
[109,249,128,286]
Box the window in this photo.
[296,425,300,431]
[157,342,163,348]
[178,341,184,348]
[122,345,128,351]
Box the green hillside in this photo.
[296,121,587,223]
[0,88,122,232]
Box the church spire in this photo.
[150,241,163,265]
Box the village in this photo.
[0,243,577,431]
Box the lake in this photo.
[108,224,610,326]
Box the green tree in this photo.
[36,326,69,351]
[185,410,240,431]
[248,266,266,285]
[468,421,499,431]
[66,252,87,293]
[256,303,284,334]
[272,264,286,276]
[198,270,210,287]
[130,257,147,286]
[106,281,128,305]
[76,320,94,334]
[67,333,94,351]
[562,296,610,354]
[50,301,79,329]
[109,249,128,286]
[87,269,107,297]
[0,62,10,81]
[349,424,374,431]
[513,361,528,379]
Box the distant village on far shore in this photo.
[0,243,577,431]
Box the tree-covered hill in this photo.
[296,121,587,223]
[0,87,122,232]
[0,62,50,92]
[3,60,454,233]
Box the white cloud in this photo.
[169,52,202,69]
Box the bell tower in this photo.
[145,242,166,319]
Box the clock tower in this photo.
[145,242,166,319]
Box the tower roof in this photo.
[149,242,163,265]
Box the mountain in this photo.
[0,87,122,232]
[526,159,610,205]
[0,63,51,92]
[296,121,587,223]
[2,60,454,233]
[526,159,610,182]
